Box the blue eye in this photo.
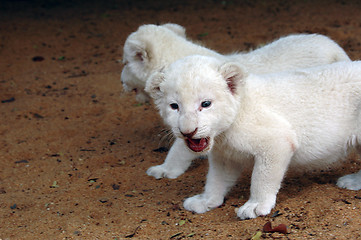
[170,103,179,110]
[201,101,212,108]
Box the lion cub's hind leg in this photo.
[337,136,361,190]
[337,170,361,190]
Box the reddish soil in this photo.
[1,0,361,239]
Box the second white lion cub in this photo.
[121,23,350,103]
[146,55,361,220]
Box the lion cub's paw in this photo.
[337,172,361,190]
[146,164,183,179]
[237,199,275,220]
[183,194,223,214]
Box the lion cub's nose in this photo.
[181,128,198,139]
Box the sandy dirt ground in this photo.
[1,0,361,239]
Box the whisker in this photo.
[157,128,175,148]
[196,125,208,136]
[214,132,227,146]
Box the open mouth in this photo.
[185,137,210,152]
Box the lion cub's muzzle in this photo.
[181,128,210,152]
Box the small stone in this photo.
[32,56,44,62]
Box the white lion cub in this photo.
[146,55,361,219]
[122,23,350,180]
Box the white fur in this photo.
[148,55,361,219]
[123,24,350,179]
[122,23,349,103]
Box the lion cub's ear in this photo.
[145,71,165,101]
[125,39,150,64]
[218,62,247,95]
[161,23,186,38]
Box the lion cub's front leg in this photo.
[237,141,295,219]
[184,153,241,213]
[147,138,199,179]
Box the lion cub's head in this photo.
[146,55,247,154]
[121,23,187,103]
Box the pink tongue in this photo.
[187,138,208,152]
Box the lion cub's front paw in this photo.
[183,194,223,214]
[237,199,275,220]
[146,164,183,179]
